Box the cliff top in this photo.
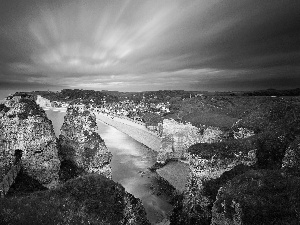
[1,97,47,121]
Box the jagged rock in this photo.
[0,174,150,224]
[0,95,60,188]
[170,98,300,225]
[170,138,256,225]
[59,106,112,178]
[211,170,300,225]
[157,119,223,163]
[282,137,300,175]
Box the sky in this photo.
[0,0,299,98]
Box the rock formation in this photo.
[282,137,300,175]
[0,94,60,188]
[211,170,300,225]
[171,138,257,224]
[170,97,300,224]
[0,174,150,224]
[59,105,112,178]
[36,95,51,108]
[157,119,223,163]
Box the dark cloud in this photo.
[0,0,299,95]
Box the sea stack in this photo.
[0,93,60,188]
[58,104,112,178]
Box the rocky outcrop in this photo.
[0,95,60,188]
[157,119,223,163]
[282,137,300,175]
[171,138,257,224]
[59,106,112,178]
[211,170,300,225]
[36,95,51,108]
[0,174,150,224]
[170,98,300,224]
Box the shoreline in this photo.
[42,106,67,112]
[95,112,162,152]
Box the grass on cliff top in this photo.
[182,110,238,129]
[0,174,130,225]
[188,137,256,159]
[169,96,300,131]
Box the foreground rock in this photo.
[211,170,300,225]
[59,105,112,178]
[0,174,150,224]
[0,94,60,187]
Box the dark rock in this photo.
[0,174,150,225]
[211,170,300,225]
[282,137,300,175]
[6,168,48,197]
[170,164,252,225]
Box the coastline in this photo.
[95,112,162,152]
[41,106,67,112]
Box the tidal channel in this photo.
[45,109,172,224]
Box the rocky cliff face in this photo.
[59,106,112,178]
[171,138,257,224]
[0,96,60,188]
[36,95,51,108]
[170,98,300,225]
[157,119,223,163]
[211,170,300,225]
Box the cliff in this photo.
[59,106,112,178]
[0,174,150,224]
[211,170,300,225]
[36,95,51,108]
[157,119,223,163]
[0,95,60,188]
[171,138,257,224]
[170,97,300,224]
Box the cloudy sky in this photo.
[0,0,299,97]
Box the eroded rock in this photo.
[211,170,300,225]
[0,95,60,187]
[59,105,112,178]
[170,138,257,225]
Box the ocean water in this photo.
[44,109,66,137]
[45,109,172,224]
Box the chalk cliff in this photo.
[59,106,112,178]
[36,95,51,108]
[157,119,223,163]
[170,98,300,224]
[171,138,257,224]
[0,95,60,188]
